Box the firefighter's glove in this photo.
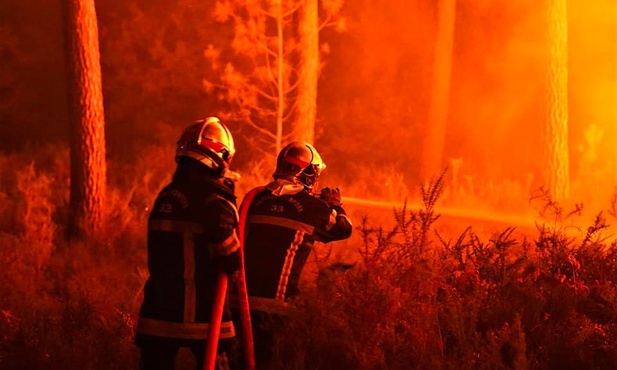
[320,187,342,207]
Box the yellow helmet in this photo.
[273,142,326,191]
[176,117,235,170]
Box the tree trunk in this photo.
[275,0,285,154]
[295,0,319,144]
[614,5,617,189]
[544,0,570,201]
[65,0,107,237]
[420,0,456,181]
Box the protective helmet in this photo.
[176,117,235,171]
[273,142,326,191]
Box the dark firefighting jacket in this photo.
[242,183,353,314]
[135,159,241,345]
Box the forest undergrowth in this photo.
[1,145,617,369]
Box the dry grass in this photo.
[1,144,617,369]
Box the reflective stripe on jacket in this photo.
[136,160,240,343]
[242,187,352,311]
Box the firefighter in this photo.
[238,142,353,368]
[135,117,241,370]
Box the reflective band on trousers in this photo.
[137,317,236,340]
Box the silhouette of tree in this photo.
[421,0,456,181]
[65,0,107,237]
[544,0,570,201]
[205,0,344,155]
[295,0,345,144]
[296,0,320,145]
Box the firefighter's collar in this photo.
[266,179,304,196]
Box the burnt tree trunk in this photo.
[295,0,319,144]
[544,0,570,201]
[65,0,107,237]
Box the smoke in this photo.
[449,0,548,181]
[567,0,617,208]
[451,0,617,209]
[319,0,616,212]
[0,0,615,212]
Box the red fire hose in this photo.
[234,186,264,369]
[205,272,229,370]
[204,187,264,370]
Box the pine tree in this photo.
[65,0,107,237]
[421,0,456,181]
[295,0,320,145]
[544,0,570,201]
[206,0,345,155]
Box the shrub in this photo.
[270,171,617,370]
[2,147,617,369]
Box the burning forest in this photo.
[1,0,617,369]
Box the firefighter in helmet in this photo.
[135,117,241,370]
[238,141,353,368]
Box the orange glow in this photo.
[310,0,617,229]
[3,1,617,369]
[438,1,615,215]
